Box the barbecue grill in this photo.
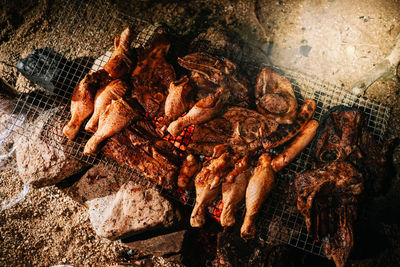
[6,0,390,258]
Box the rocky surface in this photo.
[64,163,124,204]
[88,181,180,240]
[15,108,87,188]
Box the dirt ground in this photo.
[1,0,400,266]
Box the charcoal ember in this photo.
[16,47,69,93]
[87,181,181,240]
[63,163,128,204]
[123,230,187,257]
[14,107,87,187]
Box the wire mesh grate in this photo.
[6,0,390,258]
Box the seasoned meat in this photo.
[178,52,251,107]
[102,122,181,190]
[291,106,395,267]
[255,67,298,124]
[188,107,279,157]
[164,76,195,126]
[190,145,237,227]
[103,27,134,79]
[177,154,201,190]
[167,85,230,136]
[168,52,251,136]
[85,79,128,133]
[221,155,252,227]
[84,98,141,155]
[241,153,275,239]
[131,32,176,118]
[63,69,110,140]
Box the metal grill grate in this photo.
[6,0,390,258]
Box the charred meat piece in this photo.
[221,155,252,227]
[163,76,195,126]
[85,79,128,133]
[167,85,230,136]
[178,52,251,107]
[293,161,362,267]
[291,106,395,267]
[188,107,278,157]
[255,67,298,124]
[63,69,110,140]
[103,27,134,79]
[84,98,140,155]
[131,32,176,118]
[241,153,275,239]
[102,121,181,190]
[190,145,236,227]
[262,99,316,149]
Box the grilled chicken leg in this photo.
[167,86,230,136]
[85,79,128,133]
[241,153,275,239]
[190,145,233,227]
[63,69,109,140]
[84,98,137,155]
[221,156,252,227]
[103,27,134,79]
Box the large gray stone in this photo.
[64,163,126,204]
[15,108,86,188]
[87,181,180,240]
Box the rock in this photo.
[87,181,180,240]
[15,107,86,187]
[124,230,186,257]
[64,163,127,204]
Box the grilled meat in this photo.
[167,85,231,136]
[84,98,140,155]
[103,27,134,79]
[178,52,251,107]
[63,69,110,140]
[177,154,201,190]
[85,79,128,133]
[221,155,252,227]
[102,121,181,190]
[164,76,195,126]
[291,106,395,267]
[255,67,298,124]
[190,145,236,227]
[168,52,251,137]
[131,32,176,118]
[241,153,275,239]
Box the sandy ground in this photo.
[1,0,400,266]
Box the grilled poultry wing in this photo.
[63,69,110,140]
[255,67,298,124]
[131,31,176,118]
[177,154,201,190]
[85,79,128,133]
[103,27,134,79]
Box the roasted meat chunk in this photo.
[255,67,298,124]
[291,106,395,267]
[131,31,176,118]
[103,27,134,79]
[177,154,201,190]
[102,121,181,190]
[85,79,128,133]
[63,69,110,140]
